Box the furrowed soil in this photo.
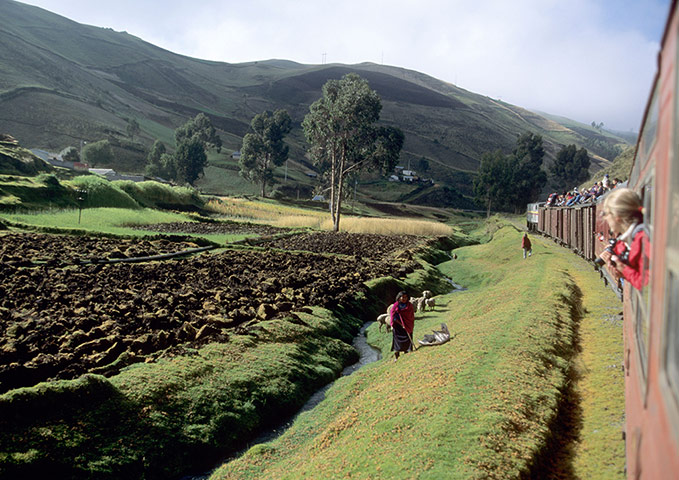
[131,221,288,236]
[0,231,423,394]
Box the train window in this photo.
[665,269,679,400]
[641,182,653,330]
[632,180,654,377]
[632,86,660,184]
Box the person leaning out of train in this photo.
[598,187,650,290]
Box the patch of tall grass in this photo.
[206,197,453,236]
[69,175,140,209]
[114,180,203,209]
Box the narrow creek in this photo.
[181,321,381,480]
[182,278,466,480]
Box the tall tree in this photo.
[509,132,547,211]
[372,126,405,174]
[175,137,207,185]
[550,144,591,189]
[473,149,511,217]
[239,109,292,197]
[175,113,222,152]
[303,73,401,231]
[81,139,114,168]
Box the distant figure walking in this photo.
[522,233,532,259]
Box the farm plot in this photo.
[256,231,421,257]
[0,232,203,266]
[132,220,288,236]
[0,231,421,394]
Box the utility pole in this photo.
[322,53,327,65]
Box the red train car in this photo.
[622,2,679,477]
[531,3,679,476]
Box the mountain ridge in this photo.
[0,0,632,201]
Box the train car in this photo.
[529,2,679,477]
[620,2,679,477]
[526,202,542,231]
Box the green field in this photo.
[211,223,624,480]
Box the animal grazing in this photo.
[377,313,391,332]
[425,297,436,310]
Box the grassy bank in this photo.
[0,174,204,212]
[211,225,624,479]
[0,308,362,479]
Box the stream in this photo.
[181,321,381,480]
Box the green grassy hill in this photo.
[0,1,632,205]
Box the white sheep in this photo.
[422,290,433,299]
[416,297,426,313]
[425,297,436,311]
[377,313,391,332]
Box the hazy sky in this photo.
[19,0,671,132]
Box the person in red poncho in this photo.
[522,233,532,259]
[389,291,415,361]
[598,188,650,290]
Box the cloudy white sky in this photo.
[20,0,671,132]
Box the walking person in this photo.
[389,291,415,361]
[522,233,532,259]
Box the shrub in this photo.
[69,176,139,209]
[114,180,203,209]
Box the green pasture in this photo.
[0,208,253,245]
[211,224,624,480]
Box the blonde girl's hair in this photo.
[603,187,644,227]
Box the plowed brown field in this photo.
[0,231,421,393]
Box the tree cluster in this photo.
[473,132,547,215]
[549,144,591,189]
[145,113,220,185]
[239,110,292,198]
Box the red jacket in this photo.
[390,301,415,334]
[522,236,532,249]
[615,228,649,291]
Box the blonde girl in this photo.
[599,187,649,289]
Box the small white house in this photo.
[89,168,117,178]
[231,151,241,160]
[311,194,326,202]
[388,175,400,182]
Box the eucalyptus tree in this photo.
[239,109,292,197]
[474,149,511,217]
[175,113,222,152]
[303,73,402,231]
[175,137,207,185]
